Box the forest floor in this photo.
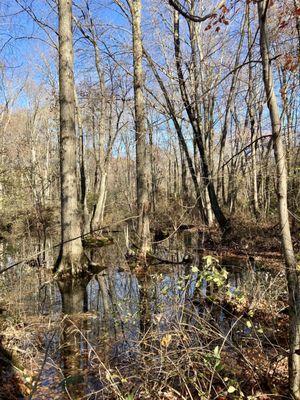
[181,216,299,271]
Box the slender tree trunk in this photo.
[173,10,228,231]
[258,2,300,398]
[148,121,156,212]
[74,89,90,234]
[188,8,214,226]
[205,187,213,226]
[246,3,259,218]
[179,139,189,205]
[76,11,109,232]
[131,0,151,258]
[294,0,300,61]
[217,12,246,201]
[90,173,107,231]
[96,274,110,317]
[144,49,207,222]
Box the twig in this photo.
[220,135,272,170]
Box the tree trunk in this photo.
[131,0,151,258]
[246,3,259,218]
[59,279,88,314]
[217,12,246,202]
[55,0,86,278]
[258,2,300,398]
[61,317,85,397]
[90,172,107,231]
[144,49,207,222]
[173,10,229,232]
[149,121,156,212]
[74,89,90,234]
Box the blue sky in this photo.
[0,0,130,105]
[0,0,298,140]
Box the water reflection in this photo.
[138,273,152,334]
[60,317,87,399]
[0,232,280,399]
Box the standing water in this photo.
[0,232,287,399]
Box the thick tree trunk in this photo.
[56,0,86,277]
[258,2,300,398]
[61,317,85,397]
[59,279,88,314]
[131,0,151,258]
[204,187,213,226]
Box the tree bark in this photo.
[258,1,300,398]
[56,0,86,277]
[74,89,90,234]
[131,0,151,258]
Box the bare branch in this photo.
[168,0,225,23]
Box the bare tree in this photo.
[173,9,229,231]
[55,0,88,313]
[257,1,300,397]
[130,0,151,259]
